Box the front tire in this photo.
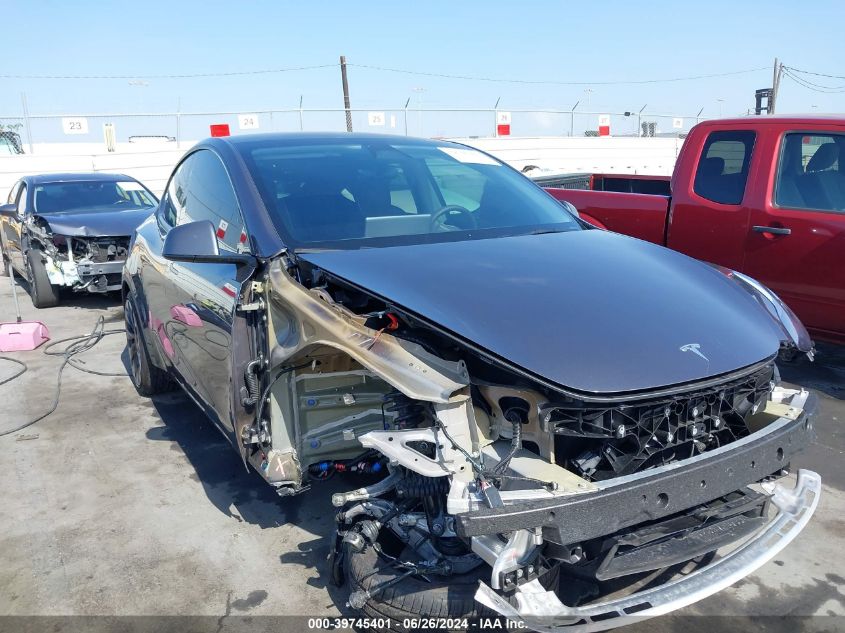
[344,540,559,631]
[26,249,60,308]
[125,295,172,396]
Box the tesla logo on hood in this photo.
[680,343,709,362]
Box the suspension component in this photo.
[383,390,429,429]
[396,471,450,498]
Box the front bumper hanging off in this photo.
[475,469,821,632]
[467,389,821,631]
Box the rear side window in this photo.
[693,130,756,205]
[775,132,845,213]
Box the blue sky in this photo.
[1,0,843,124]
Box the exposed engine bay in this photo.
[28,215,129,293]
[232,253,819,631]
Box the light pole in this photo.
[717,98,724,118]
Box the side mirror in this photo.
[559,199,581,219]
[0,204,18,218]
[162,220,254,266]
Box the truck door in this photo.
[742,129,845,342]
[667,129,756,271]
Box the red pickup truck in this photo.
[544,116,845,344]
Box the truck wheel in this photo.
[345,540,559,631]
[25,249,60,308]
[125,295,172,396]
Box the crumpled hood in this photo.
[34,207,153,237]
[300,230,787,395]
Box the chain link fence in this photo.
[0,107,707,154]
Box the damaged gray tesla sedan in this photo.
[122,133,820,631]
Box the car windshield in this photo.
[240,139,581,249]
[33,180,157,214]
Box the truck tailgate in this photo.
[546,188,671,245]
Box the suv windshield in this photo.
[240,139,580,248]
[33,180,157,214]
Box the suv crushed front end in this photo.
[229,249,820,631]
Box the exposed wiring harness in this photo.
[0,315,125,437]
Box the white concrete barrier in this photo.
[0,136,684,199]
[454,136,684,176]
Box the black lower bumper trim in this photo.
[456,400,815,543]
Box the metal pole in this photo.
[696,107,704,124]
[340,55,353,132]
[299,95,304,131]
[570,100,579,137]
[493,97,501,138]
[770,57,779,115]
[175,97,181,149]
[20,92,34,154]
[403,97,410,136]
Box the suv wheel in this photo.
[125,295,172,396]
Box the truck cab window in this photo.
[775,133,845,213]
[693,130,755,205]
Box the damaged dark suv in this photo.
[1,173,158,307]
[122,133,820,631]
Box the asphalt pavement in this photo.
[0,276,841,633]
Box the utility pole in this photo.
[20,92,33,154]
[770,57,783,115]
[340,55,352,132]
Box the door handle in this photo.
[752,225,791,236]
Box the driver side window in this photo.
[158,153,195,232]
[180,150,250,253]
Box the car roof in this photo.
[698,114,845,127]
[22,172,135,185]
[204,131,461,149]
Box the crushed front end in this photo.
[29,216,128,293]
[237,255,819,631]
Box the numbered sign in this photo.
[62,117,89,135]
[238,114,259,130]
[598,114,611,137]
[496,111,512,136]
[672,117,684,129]
[368,112,386,126]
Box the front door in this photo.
[165,149,254,432]
[742,128,845,342]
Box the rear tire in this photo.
[125,294,172,396]
[26,249,60,308]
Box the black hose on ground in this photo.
[0,315,125,437]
